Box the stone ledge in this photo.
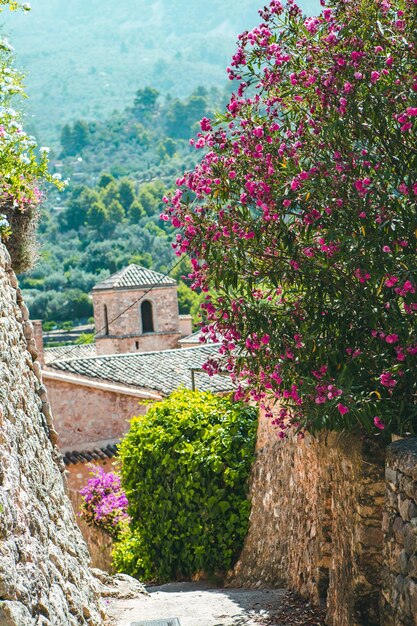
[386,438,417,479]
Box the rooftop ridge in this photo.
[49,342,221,365]
[92,263,176,291]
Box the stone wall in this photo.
[381,438,417,626]
[95,331,182,356]
[230,411,385,626]
[68,488,115,574]
[0,244,105,625]
[65,458,116,495]
[179,315,193,338]
[43,371,156,447]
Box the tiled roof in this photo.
[50,345,233,396]
[178,330,205,344]
[63,443,118,465]
[179,330,222,345]
[92,264,176,291]
[44,343,96,364]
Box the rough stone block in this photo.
[393,516,406,544]
[410,580,417,616]
[358,524,383,548]
[409,555,417,579]
[0,601,34,626]
[404,525,417,554]
[398,549,409,575]
[399,497,412,522]
[386,466,399,488]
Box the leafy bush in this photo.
[79,465,129,538]
[166,0,417,437]
[114,389,258,581]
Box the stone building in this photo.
[92,264,192,355]
[43,343,231,449]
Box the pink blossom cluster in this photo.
[165,0,417,437]
[79,465,130,537]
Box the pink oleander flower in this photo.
[380,372,397,388]
[385,276,398,288]
[374,416,385,430]
[337,404,349,415]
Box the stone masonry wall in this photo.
[68,486,115,574]
[381,438,417,626]
[95,331,182,356]
[230,411,385,626]
[0,244,105,625]
[43,373,151,447]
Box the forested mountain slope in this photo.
[20,87,218,326]
[1,0,320,144]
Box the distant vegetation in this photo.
[1,0,319,144]
[19,87,226,324]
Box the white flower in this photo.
[22,3,31,10]
[19,154,30,164]
[0,39,14,52]
[39,146,50,154]
[52,173,62,180]
[0,215,9,228]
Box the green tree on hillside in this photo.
[118,179,135,211]
[60,120,90,156]
[133,87,160,118]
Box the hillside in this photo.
[18,87,221,327]
[1,0,320,144]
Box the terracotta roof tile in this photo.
[44,343,96,363]
[63,443,119,466]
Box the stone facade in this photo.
[0,244,105,625]
[65,458,116,495]
[382,438,417,626]
[43,370,160,448]
[93,284,182,355]
[68,485,116,574]
[179,314,193,339]
[230,411,385,626]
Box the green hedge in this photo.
[113,388,258,581]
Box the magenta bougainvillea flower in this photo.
[79,465,130,537]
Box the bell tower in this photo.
[92,264,184,355]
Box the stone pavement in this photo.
[106,581,287,626]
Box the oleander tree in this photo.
[165,0,417,436]
[0,0,62,270]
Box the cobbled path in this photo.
[106,582,325,626]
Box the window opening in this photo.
[103,304,109,336]
[141,300,154,333]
